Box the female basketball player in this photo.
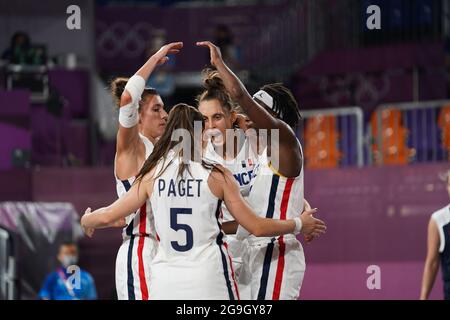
[420,170,450,300]
[236,100,317,243]
[197,69,258,299]
[81,103,325,300]
[196,41,326,300]
[234,110,316,244]
[198,72,320,298]
[107,41,183,300]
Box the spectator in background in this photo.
[1,31,31,64]
[38,241,97,300]
[1,31,47,66]
[420,170,450,300]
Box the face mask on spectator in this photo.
[61,255,78,268]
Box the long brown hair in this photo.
[135,103,222,183]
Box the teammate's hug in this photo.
[80,41,327,300]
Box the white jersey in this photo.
[114,133,156,239]
[431,204,450,299]
[246,142,306,300]
[203,137,258,222]
[203,136,259,299]
[148,153,239,299]
[432,204,450,254]
[247,145,304,244]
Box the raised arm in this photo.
[420,218,441,300]
[196,41,296,143]
[116,42,183,177]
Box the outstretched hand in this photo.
[300,208,326,242]
[81,208,127,239]
[153,42,183,65]
[196,41,223,67]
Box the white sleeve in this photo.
[118,75,146,128]
[431,208,450,253]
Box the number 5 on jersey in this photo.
[170,208,193,252]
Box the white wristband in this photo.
[293,217,302,235]
[124,75,146,104]
[119,103,139,128]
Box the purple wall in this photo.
[48,69,90,119]
[0,170,31,201]
[303,163,448,263]
[0,162,449,299]
[301,262,443,300]
[0,90,30,119]
[294,43,447,113]
[32,69,91,166]
[0,90,32,169]
[0,123,31,170]
[0,71,91,167]
[300,162,449,299]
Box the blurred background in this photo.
[0,0,449,300]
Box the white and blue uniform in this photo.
[114,133,158,300]
[148,152,239,299]
[245,145,306,300]
[203,137,258,299]
[431,204,450,300]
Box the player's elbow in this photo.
[249,221,265,237]
[426,255,440,270]
[252,228,264,237]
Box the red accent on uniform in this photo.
[137,202,149,300]
[272,178,294,299]
[279,178,294,220]
[223,242,240,300]
[272,235,286,300]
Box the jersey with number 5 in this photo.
[148,153,239,299]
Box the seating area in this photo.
[303,100,450,169]
[0,70,97,169]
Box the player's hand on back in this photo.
[300,208,326,239]
[304,234,317,244]
[302,200,318,243]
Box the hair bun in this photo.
[202,69,225,92]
